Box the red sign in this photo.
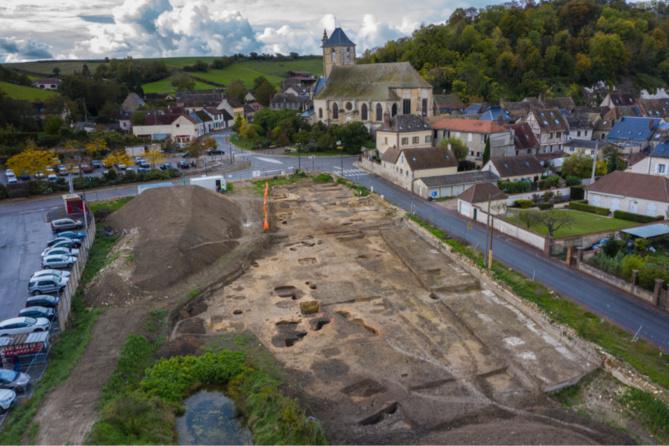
[0,343,45,357]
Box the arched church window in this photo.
[361,103,368,121]
[376,103,382,121]
[318,108,323,119]
[332,103,339,119]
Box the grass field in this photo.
[505,209,637,238]
[0,81,58,101]
[142,76,218,94]
[4,60,104,76]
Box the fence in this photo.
[57,215,96,330]
[468,205,548,251]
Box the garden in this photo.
[505,208,637,238]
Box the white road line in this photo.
[255,156,284,165]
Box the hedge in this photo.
[568,200,610,216]
[613,210,664,223]
[514,199,534,208]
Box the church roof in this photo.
[315,62,431,101]
[322,27,355,48]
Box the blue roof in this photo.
[622,223,669,239]
[313,77,327,95]
[189,112,203,124]
[480,106,511,122]
[322,28,355,48]
[463,103,484,115]
[651,141,669,158]
[607,116,661,142]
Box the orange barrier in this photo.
[263,181,270,232]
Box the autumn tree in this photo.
[85,138,108,157]
[440,137,468,161]
[171,73,195,92]
[144,149,165,167]
[7,148,59,176]
[103,150,131,168]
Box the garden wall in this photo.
[472,206,548,252]
[506,187,571,206]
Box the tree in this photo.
[131,111,146,126]
[562,154,606,178]
[52,67,60,78]
[589,32,627,83]
[144,149,165,167]
[85,138,108,157]
[103,150,131,168]
[482,138,491,164]
[603,146,626,172]
[536,211,574,238]
[43,115,63,135]
[252,77,276,106]
[171,73,195,92]
[518,210,542,229]
[226,80,247,104]
[7,147,59,176]
[440,137,468,161]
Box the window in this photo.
[376,103,382,121]
[332,103,339,119]
[549,132,553,138]
[331,51,336,63]
[412,136,419,144]
[318,108,323,119]
[577,130,581,137]
[345,102,352,111]
[422,98,428,116]
[384,137,388,144]
[391,103,398,117]
[425,135,431,143]
[402,99,411,114]
[476,152,480,157]
[361,103,368,120]
[659,163,666,174]
[401,137,408,145]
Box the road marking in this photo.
[254,156,283,165]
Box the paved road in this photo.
[2,138,667,352]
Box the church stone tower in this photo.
[322,27,356,78]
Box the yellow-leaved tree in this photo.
[7,147,59,176]
[103,151,131,168]
[144,149,165,167]
[85,138,108,157]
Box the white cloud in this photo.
[356,14,407,51]
[0,37,52,63]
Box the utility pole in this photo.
[590,140,599,183]
[486,193,493,270]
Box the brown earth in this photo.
[33,185,267,445]
[179,181,636,445]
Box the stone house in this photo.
[525,108,569,153]
[378,147,458,192]
[375,115,433,155]
[431,117,514,164]
[627,142,669,177]
[587,171,669,218]
[481,156,544,182]
[457,183,509,219]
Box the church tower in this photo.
[322,27,356,78]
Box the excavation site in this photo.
[173,180,632,445]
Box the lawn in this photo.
[0,81,58,101]
[505,209,637,238]
[142,76,217,94]
[4,60,104,76]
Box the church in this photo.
[313,27,434,130]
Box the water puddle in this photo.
[177,390,252,445]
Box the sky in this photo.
[0,0,486,63]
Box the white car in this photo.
[6,175,17,185]
[0,389,16,412]
[41,247,79,258]
[31,269,71,280]
[0,317,50,337]
[47,174,58,182]
[42,254,76,269]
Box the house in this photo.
[132,112,204,147]
[457,183,508,219]
[270,93,310,112]
[433,94,465,115]
[176,91,224,110]
[218,98,244,123]
[375,114,433,154]
[627,141,669,177]
[640,98,669,119]
[194,110,214,133]
[586,171,669,218]
[507,122,539,156]
[564,139,605,157]
[607,116,661,152]
[314,27,433,128]
[244,92,256,103]
[32,78,60,90]
[481,156,544,182]
[500,99,532,121]
[378,146,458,192]
[480,106,512,123]
[542,97,576,113]
[121,93,145,114]
[414,170,499,200]
[525,108,569,153]
[430,117,514,164]
[243,102,262,121]
[566,110,598,140]
[600,91,643,119]
[72,121,96,133]
[203,107,228,131]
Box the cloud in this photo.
[79,14,115,24]
[0,37,52,62]
[356,14,409,50]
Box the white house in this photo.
[525,108,569,153]
[586,171,669,218]
[133,113,204,147]
[627,142,669,177]
[32,78,60,90]
[481,156,544,182]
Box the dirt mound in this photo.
[106,186,242,291]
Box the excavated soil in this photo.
[186,182,634,445]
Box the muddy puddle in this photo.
[176,390,252,445]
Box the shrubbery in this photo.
[568,200,609,216]
[514,199,533,208]
[538,175,560,190]
[613,210,664,223]
[498,180,532,194]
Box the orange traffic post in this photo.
[263,181,270,232]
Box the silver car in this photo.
[0,317,50,337]
[42,254,76,269]
[46,238,81,249]
[0,389,16,412]
[50,218,83,232]
[31,269,70,280]
[41,247,79,258]
[0,369,30,392]
[29,275,67,295]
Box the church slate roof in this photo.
[322,28,355,47]
[315,62,431,101]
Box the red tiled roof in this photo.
[458,182,507,203]
[430,117,507,133]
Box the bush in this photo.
[312,173,333,183]
[621,254,645,280]
[515,199,534,208]
[568,200,609,216]
[0,184,7,199]
[565,176,581,187]
[638,263,669,291]
[499,180,532,194]
[538,175,560,190]
[538,202,554,210]
[613,210,663,223]
[603,237,624,257]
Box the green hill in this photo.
[0,81,58,101]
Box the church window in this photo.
[422,98,428,116]
[361,103,368,120]
[391,103,398,117]
[331,51,336,63]
[402,99,411,114]
[318,108,323,119]
[345,102,352,111]
[332,103,339,119]
[376,103,382,121]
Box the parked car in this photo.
[116,163,127,171]
[207,148,225,155]
[0,389,16,412]
[50,218,83,232]
[28,276,67,295]
[6,175,17,185]
[138,161,150,169]
[0,369,31,392]
[0,317,50,337]
[41,254,76,270]
[81,164,94,174]
[47,174,58,182]
[19,306,56,321]
[31,269,70,280]
[18,173,30,181]
[34,171,45,179]
[178,160,190,169]
[25,295,60,309]
[41,247,79,258]
[47,237,81,249]
[160,162,174,171]
[91,160,103,169]
[54,230,86,240]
